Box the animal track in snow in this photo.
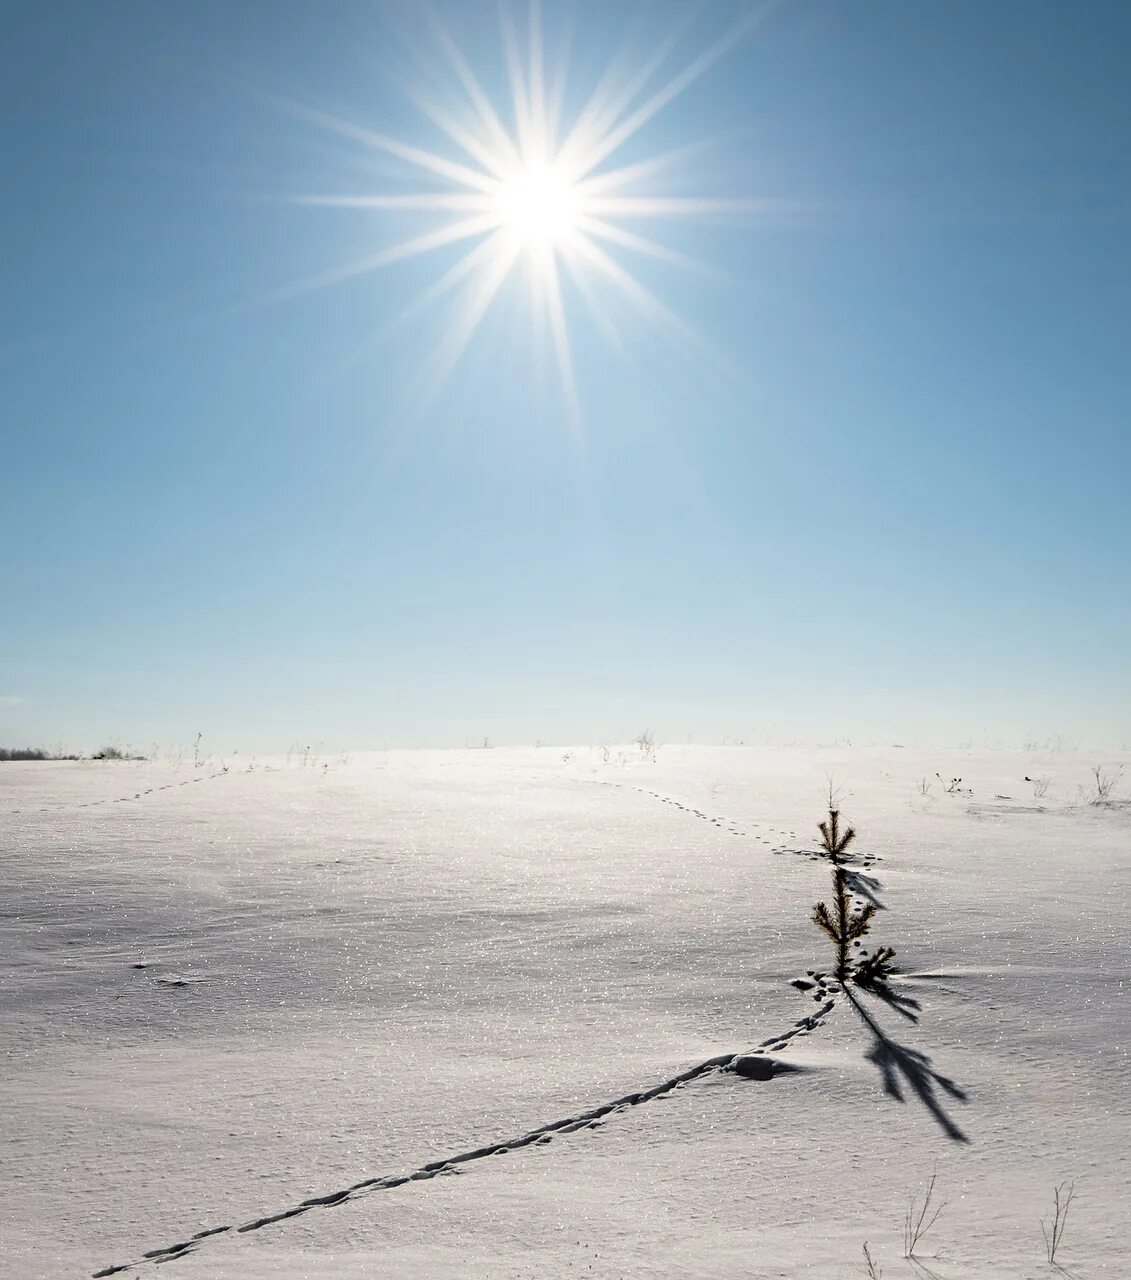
[585,779,805,856]
[90,1000,837,1276]
[4,770,230,816]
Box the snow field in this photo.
[2,745,1128,1277]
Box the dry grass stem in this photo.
[862,1240,882,1278]
[904,1172,947,1256]
[1041,1179,1076,1264]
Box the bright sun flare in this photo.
[494,161,582,250]
[285,4,773,421]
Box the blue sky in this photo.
[2,0,1129,753]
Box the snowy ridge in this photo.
[90,1000,836,1277]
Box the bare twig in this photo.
[825,772,850,810]
[1089,764,1123,803]
[1041,1179,1076,1264]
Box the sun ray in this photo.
[527,1,548,154]
[426,12,523,170]
[401,86,515,181]
[575,139,718,198]
[500,7,535,160]
[381,230,512,340]
[566,230,726,381]
[575,13,765,177]
[293,193,493,212]
[425,235,523,389]
[273,212,501,299]
[285,99,500,194]
[556,11,694,176]
[583,195,787,218]
[539,247,581,431]
[566,230,686,333]
[574,215,707,272]
[543,19,571,156]
[559,253,629,355]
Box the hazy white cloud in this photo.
[0,695,28,708]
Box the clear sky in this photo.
[2,0,1129,754]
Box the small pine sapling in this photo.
[811,807,895,987]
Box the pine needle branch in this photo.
[846,902,876,939]
[812,902,838,940]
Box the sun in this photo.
[283,4,769,421]
[493,160,582,251]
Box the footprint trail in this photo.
[4,769,230,816]
[587,780,882,870]
[91,1000,836,1276]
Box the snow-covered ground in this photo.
[2,745,1128,1279]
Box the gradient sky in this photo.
[3,0,1129,754]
